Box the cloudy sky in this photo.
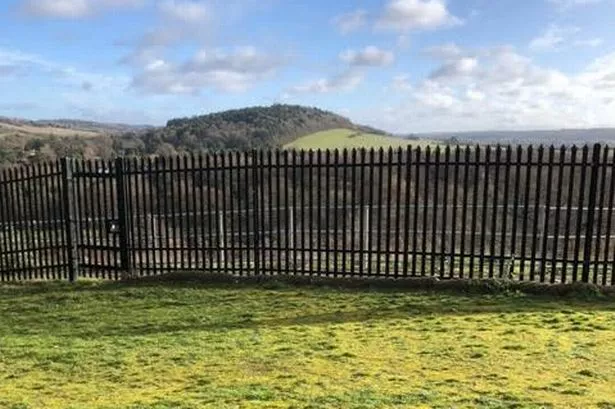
[1,0,614,132]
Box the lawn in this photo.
[1,279,615,409]
[284,129,437,150]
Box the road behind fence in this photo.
[1,144,614,285]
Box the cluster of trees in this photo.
[0,105,358,166]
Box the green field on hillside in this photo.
[1,279,615,408]
[285,128,436,150]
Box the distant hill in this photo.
[413,128,615,146]
[131,104,363,155]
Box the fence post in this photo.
[115,157,132,278]
[61,158,79,282]
[582,144,601,283]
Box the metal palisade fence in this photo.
[0,144,614,285]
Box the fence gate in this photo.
[72,158,131,279]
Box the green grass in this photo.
[284,128,437,150]
[1,279,615,408]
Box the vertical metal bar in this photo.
[479,146,491,277]
[221,153,229,273]
[450,146,460,278]
[402,146,412,277]
[469,146,481,278]
[304,149,318,275]
[28,164,40,278]
[520,146,533,280]
[530,146,544,282]
[603,151,615,286]
[109,160,120,278]
[562,147,578,282]
[551,146,565,283]
[376,148,384,276]
[582,144,601,283]
[488,146,501,278]
[24,164,35,278]
[284,151,291,275]
[499,146,512,276]
[358,149,366,276]
[17,167,28,279]
[159,157,170,273]
[259,151,267,273]
[73,161,85,278]
[292,150,299,274]
[350,149,358,274]
[7,168,20,280]
[431,147,440,277]
[190,155,198,271]
[92,160,103,278]
[510,146,522,279]
[460,147,470,279]
[43,163,55,279]
[394,147,403,278]
[593,147,608,284]
[440,146,450,278]
[252,150,261,275]
[573,146,590,281]
[342,149,349,276]
[242,152,251,274]
[115,157,131,278]
[540,146,555,282]
[211,153,220,272]
[145,158,155,275]
[267,150,274,274]
[367,149,375,275]
[333,149,340,276]
[0,170,13,280]
[276,150,283,274]
[235,152,244,274]
[412,147,421,277]
[384,148,394,276]
[61,158,78,282]
[171,156,181,270]
[134,158,145,274]
[422,147,430,276]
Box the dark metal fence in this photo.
[1,144,615,285]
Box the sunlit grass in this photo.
[1,279,615,408]
[284,129,437,150]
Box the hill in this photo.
[285,129,434,150]
[131,104,361,155]
[414,128,615,146]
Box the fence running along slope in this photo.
[0,144,614,285]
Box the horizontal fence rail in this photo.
[1,144,615,286]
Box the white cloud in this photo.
[574,38,604,47]
[332,10,367,34]
[424,43,464,60]
[131,46,284,94]
[429,57,478,80]
[355,47,615,133]
[529,24,579,51]
[375,0,463,32]
[339,46,395,67]
[390,74,413,91]
[20,0,144,18]
[289,70,364,94]
[158,0,210,23]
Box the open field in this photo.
[1,279,615,408]
[0,121,101,138]
[285,128,438,150]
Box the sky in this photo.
[0,0,615,133]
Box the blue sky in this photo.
[1,0,614,132]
